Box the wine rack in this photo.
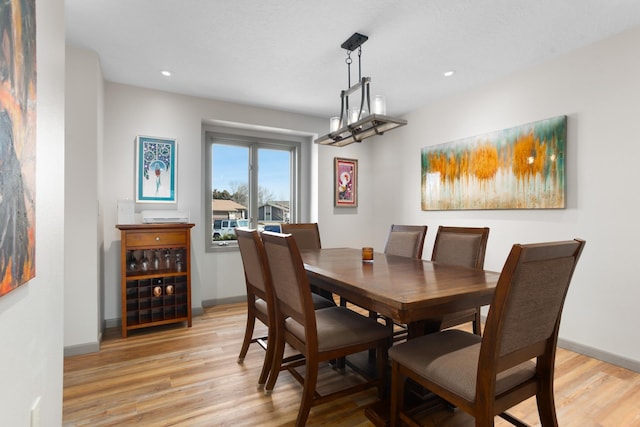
[117,223,195,337]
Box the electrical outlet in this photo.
[30,397,41,427]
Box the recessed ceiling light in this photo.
[443,70,456,77]
[161,70,172,77]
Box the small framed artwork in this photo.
[334,157,358,207]
[136,135,177,203]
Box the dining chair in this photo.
[282,223,354,370]
[431,226,490,336]
[281,222,335,303]
[281,223,340,368]
[281,222,322,249]
[235,228,334,390]
[375,224,428,339]
[235,228,277,389]
[384,224,428,259]
[261,231,390,427]
[389,238,586,427]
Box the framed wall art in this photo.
[421,115,567,211]
[334,157,358,207]
[136,135,177,203]
[0,0,37,297]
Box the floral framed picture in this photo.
[136,135,177,203]
[334,157,358,207]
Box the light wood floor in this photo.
[63,302,640,426]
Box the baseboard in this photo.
[104,317,120,329]
[64,342,100,357]
[202,296,247,307]
[478,314,640,373]
[557,337,640,373]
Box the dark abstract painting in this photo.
[0,0,37,296]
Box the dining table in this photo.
[300,247,501,426]
[301,247,500,337]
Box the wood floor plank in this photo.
[63,303,640,426]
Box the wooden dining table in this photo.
[301,247,500,337]
[301,247,501,426]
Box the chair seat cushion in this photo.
[258,295,333,319]
[311,293,336,309]
[286,307,389,351]
[258,294,333,320]
[389,330,536,402]
[255,297,268,316]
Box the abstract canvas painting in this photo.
[0,0,37,296]
[421,116,566,210]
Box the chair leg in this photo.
[475,401,496,427]
[257,325,276,389]
[536,381,559,426]
[390,361,404,427]
[472,307,482,336]
[367,311,380,360]
[237,310,256,363]
[264,329,286,395]
[377,345,388,399]
[295,360,319,427]
[475,418,496,427]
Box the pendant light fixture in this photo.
[314,33,407,147]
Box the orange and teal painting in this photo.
[0,0,37,296]
[421,116,566,210]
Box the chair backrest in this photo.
[384,224,428,259]
[280,223,322,250]
[431,226,490,269]
[479,239,586,380]
[261,231,317,341]
[235,228,273,304]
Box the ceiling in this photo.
[65,0,640,119]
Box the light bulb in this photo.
[330,117,340,132]
[374,95,387,115]
[348,108,360,124]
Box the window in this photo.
[205,131,300,250]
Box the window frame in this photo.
[205,130,301,252]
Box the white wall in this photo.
[64,47,104,354]
[0,0,66,425]
[371,26,640,369]
[101,84,333,321]
[312,136,375,248]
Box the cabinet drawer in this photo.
[125,231,186,248]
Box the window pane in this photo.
[211,144,248,242]
[206,132,300,251]
[258,148,291,232]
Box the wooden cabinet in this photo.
[117,223,195,337]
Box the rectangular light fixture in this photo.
[314,33,407,146]
[315,114,407,147]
